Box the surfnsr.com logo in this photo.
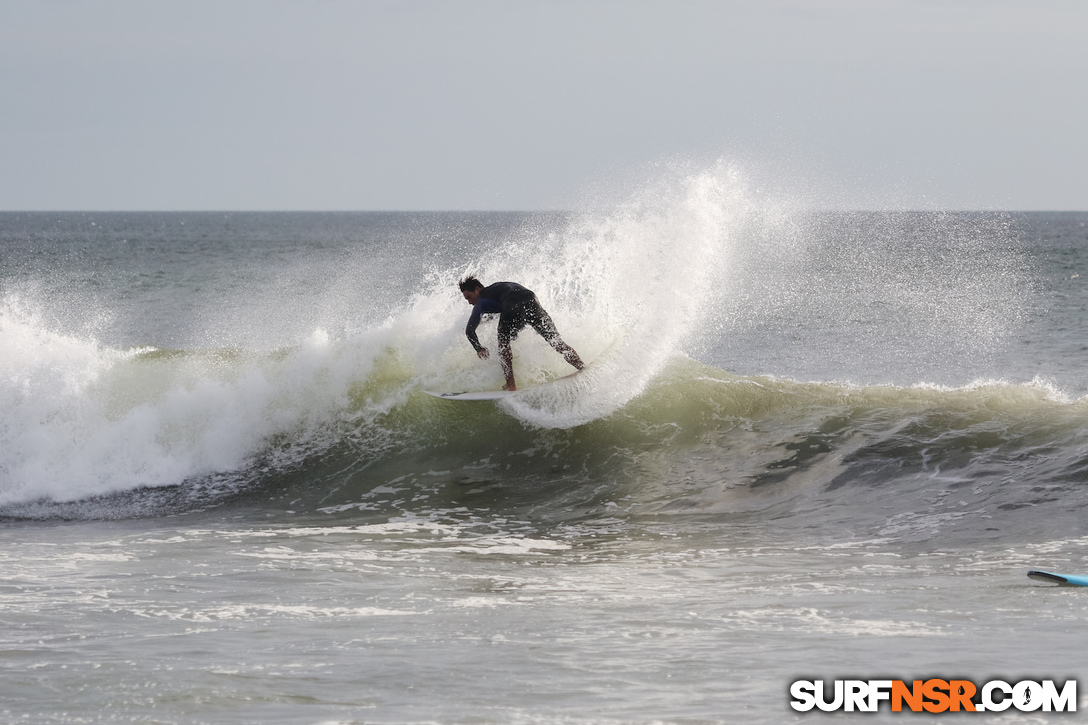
[790,679,1077,713]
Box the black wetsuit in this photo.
[465,282,560,352]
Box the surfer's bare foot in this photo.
[503,382,517,391]
[560,346,584,370]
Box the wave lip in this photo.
[0,301,384,509]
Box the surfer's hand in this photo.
[477,347,490,360]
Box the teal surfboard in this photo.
[1027,570,1088,587]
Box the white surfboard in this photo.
[422,389,517,401]
[423,368,586,401]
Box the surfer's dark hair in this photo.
[458,276,484,292]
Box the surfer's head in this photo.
[459,276,484,304]
[458,276,483,292]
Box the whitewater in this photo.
[2,164,1087,722]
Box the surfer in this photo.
[459,276,585,391]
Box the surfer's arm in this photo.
[465,306,487,354]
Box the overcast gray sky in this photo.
[2,0,1085,211]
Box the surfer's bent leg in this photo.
[529,304,585,371]
[495,315,521,390]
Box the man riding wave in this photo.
[459,277,585,391]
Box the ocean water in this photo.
[2,166,1088,723]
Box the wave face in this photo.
[1,168,1085,536]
